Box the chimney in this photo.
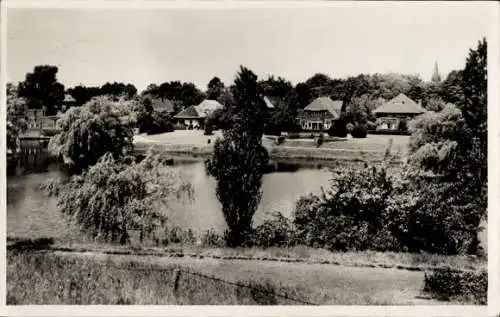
[418,99,422,106]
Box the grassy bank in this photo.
[8,238,486,273]
[133,142,402,163]
[7,250,446,305]
[133,130,408,163]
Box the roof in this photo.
[174,99,223,119]
[151,98,175,113]
[302,97,343,119]
[63,94,76,103]
[297,109,338,120]
[373,93,426,115]
[174,105,200,119]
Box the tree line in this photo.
[9,58,465,125]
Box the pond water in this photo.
[7,159,340,241]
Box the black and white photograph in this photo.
[1,0,498,314]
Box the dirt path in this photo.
[53,250,445,305]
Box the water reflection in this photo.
[6,159,350,240]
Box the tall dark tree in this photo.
[18,65,65,115]
[100,82,137,100]
[294,82,313,109]
[205,66,269,247]
[440,70,465,105]
[67,85,101,107]
[459,38,487,193]
[258,75,293,99]
[141,83,160,98]
[207,77,225,100]
[157,81,205,109]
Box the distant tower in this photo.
[431,61,441,83]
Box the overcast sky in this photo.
[6,3,493,91]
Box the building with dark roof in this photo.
[297,96,343,131]
[174,99,224,128]
[372,93,426,130]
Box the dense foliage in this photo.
[327,119,348,137]
[49,96,135,174]
[205,66,269,246]
[18,65,65,115]
[136,98,174,135]
[6,84,28,154]
[41,150,194,244]
[350,125,367,138]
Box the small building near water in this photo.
[297,97,343,131]
[372,93,426,130]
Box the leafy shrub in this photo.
[163,227,197,245]
[327,120,348,137]
[387,172,483,255]
[247,213,297,248]
[41,149,194,244]
[350,125,367,138]
[346,123,354,133]
[200,229,226,247]
[293,166,396,252]
[423,268,487,304]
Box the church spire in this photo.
[431,61,441,83]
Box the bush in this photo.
[146,111,174,135]
[423,268,487,304]
[293,166,396,252]
[350,125,367,138]
[247,213,297,248]
[327,120,348,137]
[200,229,226,247]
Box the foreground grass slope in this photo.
[8,250,447,305]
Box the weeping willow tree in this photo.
[42,148,194,244]
[48,96,137,175]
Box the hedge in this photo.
[423,267,487,304]
[368,130,411,136]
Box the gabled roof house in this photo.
[297,96,343,131]
[372,93,426,131]
[372,93,426,117]
[174,99,224,128]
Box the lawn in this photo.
[134,130,410,160]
